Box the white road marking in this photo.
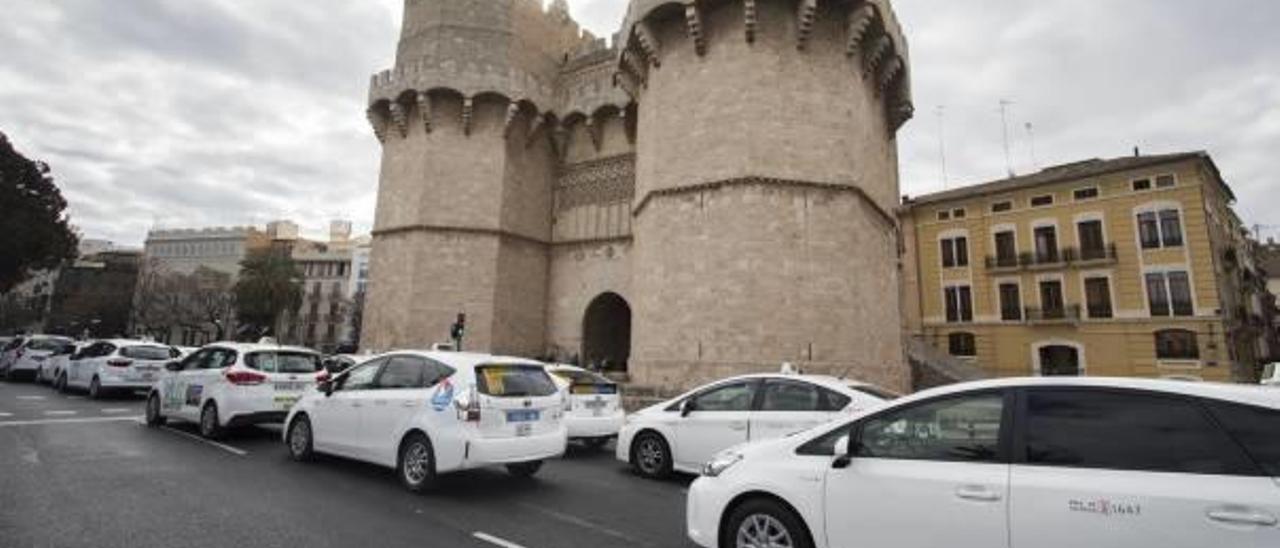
[45,410,77,416]
[0,416,143,428]
[472,532,529,548]
[516,503,651,547]
[158,425,248,456]
[0,412,12,418]
[16,396,46,401]
[100,408,131,414]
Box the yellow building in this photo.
[901,152,1265,382]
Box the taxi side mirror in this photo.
[833,435,855,469]
[164,361,183,372]
[320,380,335,397]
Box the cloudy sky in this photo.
[2,0,1278,246]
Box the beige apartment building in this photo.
[901,152,1268,383]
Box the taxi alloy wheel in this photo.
[145,393,166,427]
[398,434,435,492]
[632,432,672,479]
[200,402,223,439]
[725,500,813,548]
[287,416,314,462]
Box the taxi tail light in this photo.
[107,358,132,368]
[461,386,481,422]
[315,370,330,382]
[225,370,267,385]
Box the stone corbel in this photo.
[461,97,473,136]
[862,35,892,78]
[796,0,817,51]
[586,117,602,151]
[846,3,876,56]
[526,115,547,148]
[388,102,408,138]
[416,91,433,134]
[614,69,641,99]
[743,0,757,43]
[635,21,661,67]
[876,57,903,96]
[621,49,648,87]
[684,2,706,56]
[552,126,570,161]
[366,106,387,143]
[891,100,915,131]
[503,102,521,139]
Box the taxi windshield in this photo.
[28,338,73,352]
[245,351,322,373]
[476,364,558,397]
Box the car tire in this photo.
[630,431,673,479]
[199,401,223,439]
[286,415,314,462]
[397,433,436,493]
[145,392,166,427]
[505,460,543,478]
[722,498,814,548]
[89,377,104,400]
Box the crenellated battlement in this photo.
[616,0,913,132]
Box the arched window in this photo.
[948,332,976,357]
[1155,329,1199,360]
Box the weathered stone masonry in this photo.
[362,0,915,392]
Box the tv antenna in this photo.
[999,99,1015,177]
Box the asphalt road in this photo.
[0,379,696,548]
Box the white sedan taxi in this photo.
[617,371,892,479]
[546,364,625,449]
[61,339,179,398]
[283,351,568,492]
[686,377,1280,548]
[144,341,326,438]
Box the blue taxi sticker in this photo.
[430,378,455,412]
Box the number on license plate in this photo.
[506,409,540,422]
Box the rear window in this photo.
[476,364,559,397]
[851,384,901,401]
[28,338,73,352]
[550,368,618,394]
[245,352,322,374]
[120,345,174,360]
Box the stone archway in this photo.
[582,292,631,372]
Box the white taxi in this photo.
[617,370,892,479]
[686,377,1280,548]
[283,351,568,492]
[60,339,179,398]
[546,364,625,449]
[1,335,75,381]
[144,341,326,438]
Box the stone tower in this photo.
[361,0,596,356]
[614,0,913,388]
[363,0,914,392]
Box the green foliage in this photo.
[233,250,302,336]
[0,131,79,292]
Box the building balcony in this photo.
[984,244,1118,272]
[1025,304,1082,324]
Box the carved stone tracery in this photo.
[554,154,636,211]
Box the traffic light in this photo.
[450,313,466,349]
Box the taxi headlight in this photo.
[701,451,743,477]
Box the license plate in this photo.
[506,409,540,423]
[274,395,299,410]
[583,399,607,409]
[516,423,533,437]
[274,382,306,392]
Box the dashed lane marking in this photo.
[472,532,529,548]
[101,408,131,414]
[0,416,143,428]
[16,396,46,401]
[45,410,77,416]
[157,425,248,456]
[0,412,12,418]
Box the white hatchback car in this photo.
[39,341,90,385]
[144,342,326,438]
[283,351,568,492]
[547,364,625,449]
[686,377,1280,548]
[617,372,892,479]
[60,339,180,398]
[1,335,75,381]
